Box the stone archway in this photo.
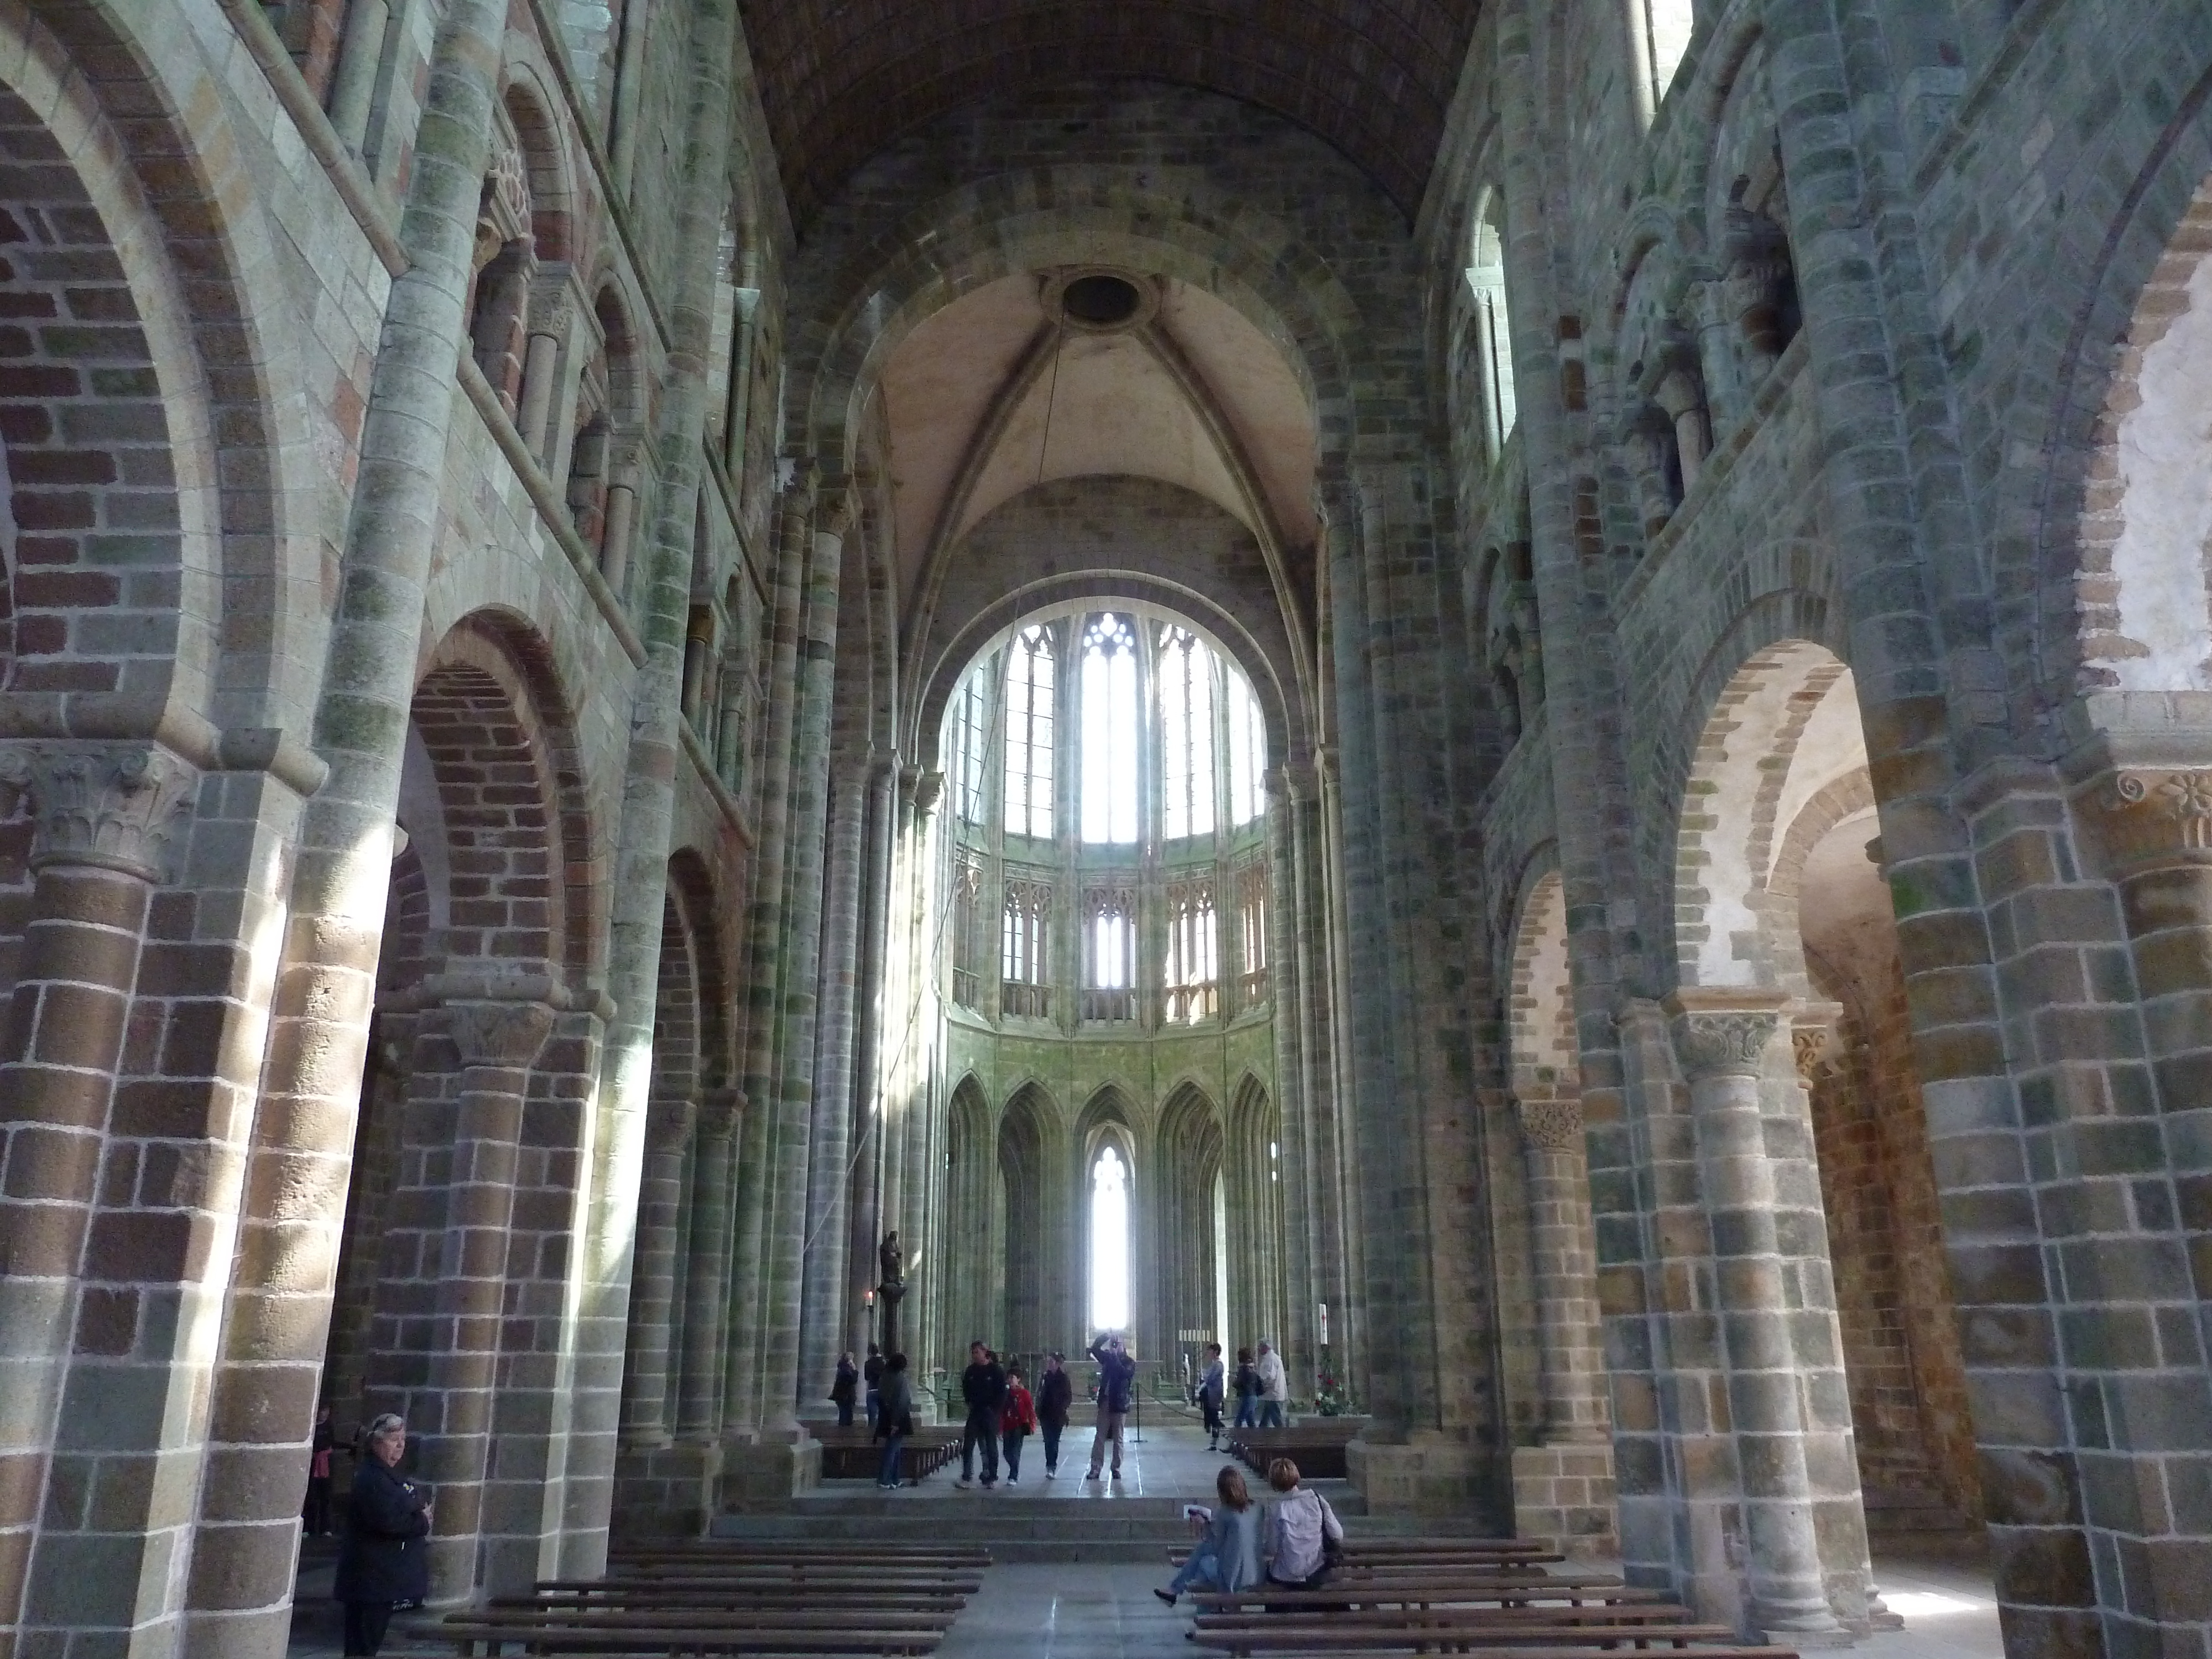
[1155,1083,1226,1385]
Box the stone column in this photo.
[724,487,815,1446]
[1507,1081,1616,1558]
[759,492,853,1439]
[1667,991,1853,1645]
[1262,770,1313,1380]
[676,1088,741,1442]
[371,983,555,1605]
[844,758,899,1357]
[798,755,872,1413]
[619,1093,698,1447]
[0,742,192,1644]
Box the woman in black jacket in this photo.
[333,1413,432,1656]
[1036,1352,1074,1478]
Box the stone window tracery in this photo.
[1082,883,1138,1023]
[1080,613,1140,845]
[1225,671,1265,829]
[1000,875,1051,1019]
[953,664,990,826]
[1159,623,1217,842]
[1163,877,1219,1025]
[1005,625,1056,841]
[1235,860,1270,1011]
[951,854,983,1010]
[468,111,536,420]
[1465,191,1517,463]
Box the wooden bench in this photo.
[610,1545,988,1564]
[504,1589,969,1614]
[1188,1580,1668,1614]
[1186,1618,1765,1655]
[430,1619,948,1656]
[811,1425,962,1483]
[1225,1421,1367,1480]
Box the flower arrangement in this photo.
[1314,1369,1349,1416]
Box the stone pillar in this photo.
[1667,990,1858,1645]
[619,1094,698,1447]
[676,1089,741,1442]
[844,758,899,1358]
[368,983,555,1605]
[0,743,192,1644]
[797,755,872,1415]
[1262,771,1310,1374]
[1507,1081,1616,1558]
[724,487,815,1446]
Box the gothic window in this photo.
[1082,884,1137,1023]
[953,665,990,826]
[1236,862,1270,1011]
[1088,1146,1132,1330]
[1163,878,1220,1025]
[1000,876,1051,1019]
[1225,672,1265,828]
[951,855,983,1010]
[1005,625,1055,840]
[1159,624,1217,841]
[1080,613,1140,844]
[1466,192,1517,462]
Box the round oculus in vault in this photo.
[1045,268,1159,333]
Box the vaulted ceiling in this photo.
[738,0,1484,227]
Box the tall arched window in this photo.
[1644,0,1695,107]
[1005,625,1055,839]
[1081,614,1140,843]
[1467,192,1517,463]
[1159,624,1217,841]
[1225,674,1265,828]
[1089,1146,1132,1331]
[1164,878,1220,1024]
[954,665,989,825]
[1083,884,1138,1024]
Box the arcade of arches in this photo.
[0,2,2208,1656]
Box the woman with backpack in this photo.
[1232,1346,1262,1430]
[999,1364,1040,1484]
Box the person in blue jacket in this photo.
[333,1413,431,1656]
[1083,1332,1137,1480]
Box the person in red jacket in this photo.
[999,1365,1040,1485]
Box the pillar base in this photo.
[717,1435,822,1507]
[613,1438,724,1539]
[1511,1441,1618,1559]
[1345,1433,1495,1517]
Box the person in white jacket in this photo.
[1262,1457,1342,1588]
[1255,1340,1287,1429]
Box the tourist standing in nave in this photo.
[1155,1464,1264,1604]
[1197,1341,1227,1451]
[303,1401,336,1537]
[1084,1332,1137,1481]
[1232,1346,1261,1430]
[999,1364,1038,1484]
[956,1340,1006,1489]
[1256,1340,1287,1428]
[831,1350,859,1426]
[874,1353,914,1489]
[1037,1351,1073,1478]
[333,1414,431,1656]
[863,1342,885,1431]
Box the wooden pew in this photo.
[1224,1421,1367,1480]
[1188,1579,1669,1614]
[812,1425,962,1483]
[432,1619,949,1656]
[1186,1618,1768,1656]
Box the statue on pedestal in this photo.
[877,1231,908,1354]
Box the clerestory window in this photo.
[1005,625,1055,840]
[1080,614,1140,844]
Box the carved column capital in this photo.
[700,1087,745,1139]
[1663,988,1787,1082]
[2076,767,2212,877]
[1513,1092,1584,1154]
[814,482,859,541]
[1790,1002,1844,1084]
[445,998,556,1070]
[0,741,196,882]
[646,1093,700,1154]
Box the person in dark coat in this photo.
[303,1402,336,1536]
[863,1343,886,1431]
[1036,1352,1073,1478]
[831,1351,860,1427]
[954,1340,1006,1489]
[333,1413,431,1656]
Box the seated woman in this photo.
[1261,1456,1343,1590]
[1154,1465,1263,1605]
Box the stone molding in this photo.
[0,740,197,883]
[646,1093,701,1152]
[1662,988,1788,1081]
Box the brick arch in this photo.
[500,68,576,266]
[411,614,602,988]
[649,887,700,1103]
[667,849,733,1088]
[1507,867,1577,1087]
[1671,637,1864,989]
[1762,769,1877,998]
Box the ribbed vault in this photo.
[738,0,1483,225]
